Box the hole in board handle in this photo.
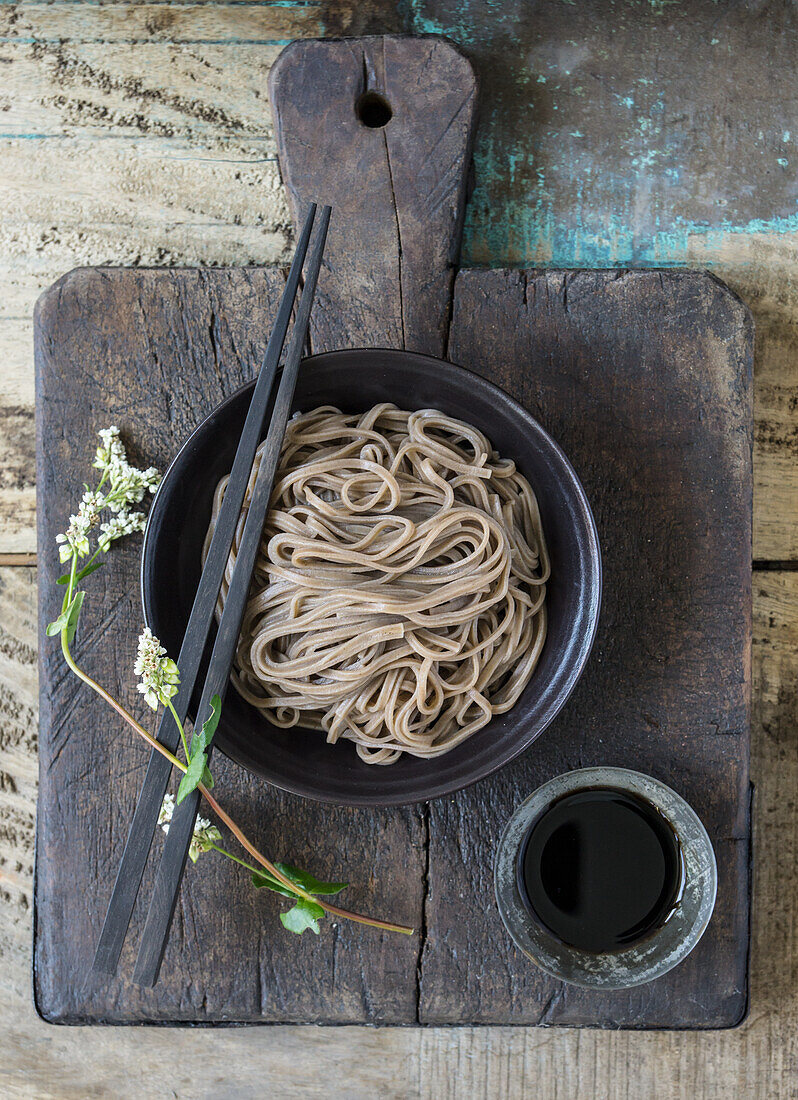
[356,91,393,129]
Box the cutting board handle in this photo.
[269,35,477,357]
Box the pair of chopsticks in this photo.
[93,203,331,987]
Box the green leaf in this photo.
[56,561,103,585]
[250,863,348,902]
[46,592,73,635]
[251,870,296,899]
[46,610,71,637]
[280,897,325,935]
[184,736,214,796]
[275,862,347,896]
[46,591,84,639]
[196,694,222,753]
[65,590,85,644]
[176,749,208,805]
[175,698,219,805]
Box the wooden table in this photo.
[2,2,796,1096]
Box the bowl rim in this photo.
[141,346,602,806]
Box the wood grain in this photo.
[2,569,796,1095]
[34,267,425,1024]
[0,3,324,44]
[0,0,403,49]
[270,35,476,356]
[2,40,286,139]
[32,263,752,1027]
[686,233,798,567]
[32,33,751,1029]
[0,0,796,1090]
[417,269,753,1026]
[0,7,795,558]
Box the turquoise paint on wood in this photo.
[406,0,798,268]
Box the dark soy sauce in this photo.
[518,788,684,954]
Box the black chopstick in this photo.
[133,205,331,987]
[92,204,320,977]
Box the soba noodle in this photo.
[204,404,549,765]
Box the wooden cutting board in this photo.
[33,35,752,1028]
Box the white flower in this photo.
[158,792,176,830]
[93,426,127,474]
[57,427,160,564]
[134,627,180,710]
[55,533,77,565]
[106,463,160,512]
[189,816,222,862]
[97,511,146,552]
[98,425,160,512]
[158,793,222,863]
[55,490,106,561]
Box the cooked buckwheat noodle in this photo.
[203,404,549,765]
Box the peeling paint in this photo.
[522,212,798,268]
[407,0,798,269]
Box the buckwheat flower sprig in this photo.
[135,625,217,803]
[48,428,162,644]
[94,425,160,512]
[135,628,180,711]
[55,490,104,562]
[54,426,159,575]
[98,512,147,553]
[47,427,413,942]
[158,794,222,863]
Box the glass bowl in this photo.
[494,766,717,989]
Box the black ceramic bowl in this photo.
[141,348,601,806]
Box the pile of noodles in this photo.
[204,403,549,765]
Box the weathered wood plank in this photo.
[418,269,752,1027]
[0,137,290,258]
[0,15,796,559]
[0,568,37,918]
[0,0,403,48]
[1,40,285,138]
[0,2,323,44]
[2,570,797,1093]
[411,0,798,267]
[270,34,476,356]
[32,262,754,1027]
[0,318,35,555]
[686,233,798,565]
[33,266,425,1024]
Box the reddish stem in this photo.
[62,637,413,935]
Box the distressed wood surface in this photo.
[0,3,324,43]
[270,35,476,356]
[418,269,752,1026]
[34,267,426,1025]
[2,569,796,1095]
[33,34,752,1026]
[0,2,795,558]
[1,0,797,1092]
[412,0,798,265]
[32,31,479,1022]
[33,261,752,1027]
